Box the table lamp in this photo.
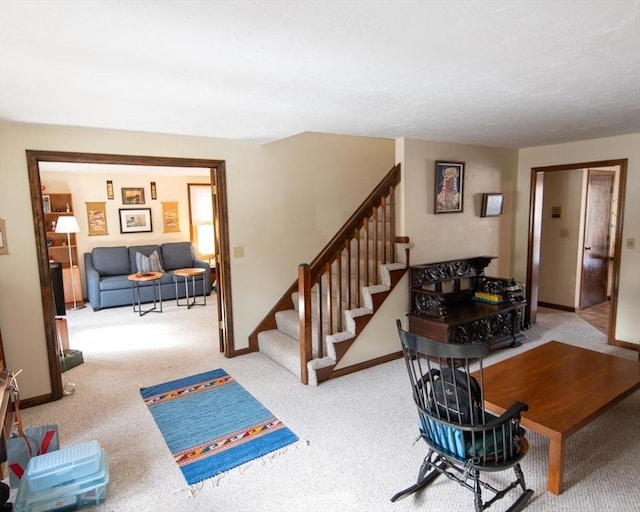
[55,215,85,310]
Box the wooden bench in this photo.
[407,256,526,351]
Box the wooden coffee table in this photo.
[479,341,640,495]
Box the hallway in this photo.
[577,300,610,336]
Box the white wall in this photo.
[399,138,519,276]
[0,122,394,399]
[515,134,640,345]
[538,170,585,307]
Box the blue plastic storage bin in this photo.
[24,440,102,492]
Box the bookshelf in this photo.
[43,193,82,304]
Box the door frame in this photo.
[26,150,235,405]
[526,158,627,347]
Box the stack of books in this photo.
[472,291,504,304]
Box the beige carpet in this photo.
[13,299,640,511]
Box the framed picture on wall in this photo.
[481,193,504,217]
[86,202,109,236]
[119,208,152,233]
[434,161,464,214]
[121,187,145,205]
[161,201,180,233]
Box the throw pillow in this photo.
[136,250,164,274]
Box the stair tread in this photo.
[258,329,301,377]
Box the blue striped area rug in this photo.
[140,368,298,485]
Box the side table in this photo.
[127,272,163,316]
[174,268,207,309]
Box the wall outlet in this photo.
[626,238,636,249]
[233,246,245,258]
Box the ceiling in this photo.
[1,0,639,149]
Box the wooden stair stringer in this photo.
[310,264,408,384]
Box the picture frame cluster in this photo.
[92,181,171,234]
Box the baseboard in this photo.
[613,339,640,352]
[21,393,58,409]
[538,302,575,312]
[323,351,403,381]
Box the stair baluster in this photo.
[251,164,411,384]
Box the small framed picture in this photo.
[481,193,504,217]
[119,208,152,233]
[435,161,464,214]
[42,195,52,213]
[121,187,145,205]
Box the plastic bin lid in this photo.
[26,440,101,478]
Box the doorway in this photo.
[26,150,235,404]
[580,170,615,309]
[526,159,627,348]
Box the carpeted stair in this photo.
[258,240,412,384]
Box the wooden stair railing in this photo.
[248,164,403,383]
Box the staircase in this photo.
[248,164,412,385]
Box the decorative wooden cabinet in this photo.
[407,256,527,352]
[43,193,81,304]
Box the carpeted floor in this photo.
[13,298,640,512]
[140,368,298,485]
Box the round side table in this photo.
[173,267,207,309]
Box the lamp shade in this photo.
[54,215,81,234]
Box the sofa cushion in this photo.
[99,275,131,291]
[91,246,130,276]
[135,250,164,273]
[128,245,162,273]
[161,242,194,270]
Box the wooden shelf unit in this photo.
[44,193,82,305]
[44,193,79,268]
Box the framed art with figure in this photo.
[435,161,464,214]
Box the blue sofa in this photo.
[84,242,211,310]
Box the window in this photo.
[188,183,215,262]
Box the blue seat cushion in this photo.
[421,412,524,460]
[99,275,131,291]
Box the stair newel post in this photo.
[298,263,312,385]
